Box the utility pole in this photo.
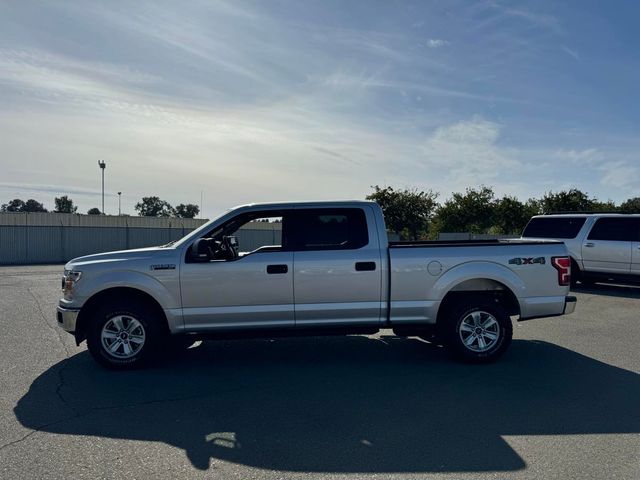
[98,160,106,214]
[118,192,122,216]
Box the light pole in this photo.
[98,160,106,214]
[118,192,122,216]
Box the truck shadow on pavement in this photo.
[572,282,640,299]
[14,337,640,473]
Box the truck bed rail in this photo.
[389,239,563,248]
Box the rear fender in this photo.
[432,261,525,307]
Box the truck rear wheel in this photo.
[441,297,512,363]
[86,302,163,369]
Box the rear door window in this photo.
[291,208,369,250]
[587,218,639,241]
[522,217,587,239]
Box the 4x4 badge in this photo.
[509,257,546,265]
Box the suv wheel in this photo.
[442,298,512,363]
[87,302,163,369]
[570,259,583,287]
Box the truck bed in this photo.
[387,238,569,324]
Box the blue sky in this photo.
[0,0,638,217]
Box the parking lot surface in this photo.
[0,265,638,479]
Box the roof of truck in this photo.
[232,200,377,209]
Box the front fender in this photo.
[74,269,179,312]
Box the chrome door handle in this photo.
[584,243,595,248]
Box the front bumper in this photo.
[57,305,80,333]
[564,295,577,315]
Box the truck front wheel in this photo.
[86,302,163,369]
[442,298,513,363]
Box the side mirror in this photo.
[190,238,211,262]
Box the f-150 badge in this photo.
[509,257,546,265]
[150,264,176,270]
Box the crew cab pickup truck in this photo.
[57,201,576,368]
[521,213,640,285]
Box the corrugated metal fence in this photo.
[234,225,282,252]
[0,213,285,265]
[0,213,208,265]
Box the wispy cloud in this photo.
[597,161,640,190]
[418,116,520,188]
[0,182,110,198]
[554,148,599,163]
[561,45,580,60]
[321,72,532,104]
[426,39,449,48]
[0,48,167,110]
[503,7,562,33]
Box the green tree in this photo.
[1,199,25,212]
[87,207,102,215]
[590,199,618,212]
[54,195,77,213]
[22,199,48,212]
[538,189,598,213]
[366,185,439,240]
[434,186,495,234]
[135,196,173,217]
[492,196,540,235]
[619,197,640,213]
[173,203,200,218]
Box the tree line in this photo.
[0,195,200,218]
[366,186,640,240]
[3,188,639,232]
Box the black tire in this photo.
[86,301,165,369]
[441,297,513,363]
[570,259,580,288]
[570,259,597,287]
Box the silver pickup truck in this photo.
[57,201,576,368]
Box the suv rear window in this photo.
[587,218,640,241]
[522,217,587,239]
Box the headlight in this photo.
[62,270,82,298]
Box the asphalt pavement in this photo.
[0,265,638,479]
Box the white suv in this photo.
[521,214,640,285]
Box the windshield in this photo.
[171,208,234,248]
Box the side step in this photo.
[178,325,380,341]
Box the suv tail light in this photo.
[551,256,571,286]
